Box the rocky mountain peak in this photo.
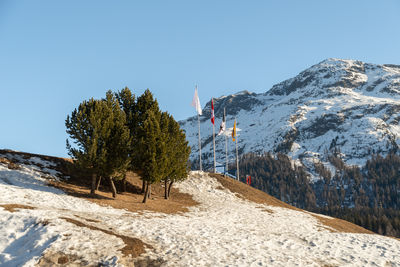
[180,58,400,176]
[268,58,400,98]
[200,90,261,120]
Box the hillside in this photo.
[179,58,400,237]
[1,151,400,266]
[180,58,400,174]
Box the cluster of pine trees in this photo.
[236,152,400,238]
[313,152,400,237]
[238,153,316,209]
[65,88,190,203]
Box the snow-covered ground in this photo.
[0,160,400,266]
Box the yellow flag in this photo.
[232,119,236,142]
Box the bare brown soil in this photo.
[0,149,70,164]
[60,217,152,257]
[37,251,82,267]
[209,173,373,235]
[0,204,36,212]
[0,157,10,165]
[49,171,199,215]
[209,173,298,209]
[309,213,374,234]
[0,157,20,170]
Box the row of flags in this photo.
[191,87,239,179]
[191,88,237,141]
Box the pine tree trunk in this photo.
[141,179,146,194]
[142,182,149,203]
[90,173,97,195]
[164,179,168,199]
[96,176,102,191]
[148,183,151,199]
[108,176,117,198]
[121,173,127,192]
[167,181,174,198]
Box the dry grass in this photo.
[0,157,10,165]
[0,157,20,170]
[208,173,373,235]
[0,204,36,212]
[0,149,73,178]
[37,251,80,267]
[209,173,298,209]
[309,213,373,234]
[0,149,69,164]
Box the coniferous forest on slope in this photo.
[236,152,400,238]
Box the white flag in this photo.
[191,86,202,115]
[217,111,226,136]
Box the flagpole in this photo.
[224,108,228,177]
[235,117,239,181]
[210,98,216,173]
[193,85,202,172]
[213,119,216,173]
[198,112,202,171]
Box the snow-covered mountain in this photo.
[1,151,400,266]
[180,58,400,174]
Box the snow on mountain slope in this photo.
[1,155,400,266]
[180,59,400,173]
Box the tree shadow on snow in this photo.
[0,168,64,196]
[0,221,58,266]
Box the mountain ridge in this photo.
[180,58,400,173]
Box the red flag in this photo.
[211,98,215,125]
[232,119,236,141]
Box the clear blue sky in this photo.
[1,0,400,157]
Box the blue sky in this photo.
[1,0,400,157]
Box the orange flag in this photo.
[232,119,236,142]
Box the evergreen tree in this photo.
[65,92,131,197]
[101,91,131,197]
[66,98,109,195]
[159,112,171,199]
[140,110,164,203]
[115,87,136,191]
[115,87,136,128]
[162,114,191,199]
[134,89,162,193]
